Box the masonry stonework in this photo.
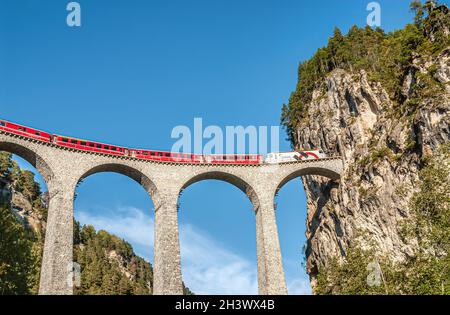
[0,130,343,295]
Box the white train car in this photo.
[264,150,327,164]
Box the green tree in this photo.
[0,152,13,179]
[0,205,36,294]
[399,144,450,294]
[411,0,426,24]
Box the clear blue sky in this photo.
[2,0,442,294]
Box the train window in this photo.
[111,147,116,151]
[165,153,170,157]
[35,132,41,136]
[71,139,78,144]
[89,143,95,147]
[0,121,5,126]
[158,153,163,157]
[62,138,68,143]
[81,141,86,146]
[150,152,155,156]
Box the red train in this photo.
[1,119,325,164]
[0,119,261,164]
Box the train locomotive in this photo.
[0,119,327,165]
[264,151,326,163]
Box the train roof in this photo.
[0,118,51,133]
[266,150,322,154]
[54,134,127,148]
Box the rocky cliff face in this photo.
[296,48,449,289]
[286,22,450,286]
[10,189,47,236]
[0,176,46,240]
[281,4,450,292]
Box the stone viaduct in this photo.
[0,128,343,295]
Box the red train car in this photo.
[54,135,127,157]
[203,154,261,165]
[131,150,204,163]
[0,119,52,143]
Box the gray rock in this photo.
[294,52,450,290]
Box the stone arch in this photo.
[275,166,341,198]
[265,165,341,295]
[179,171,259,211]
[0,140,54,185]
[77,163,160,207]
